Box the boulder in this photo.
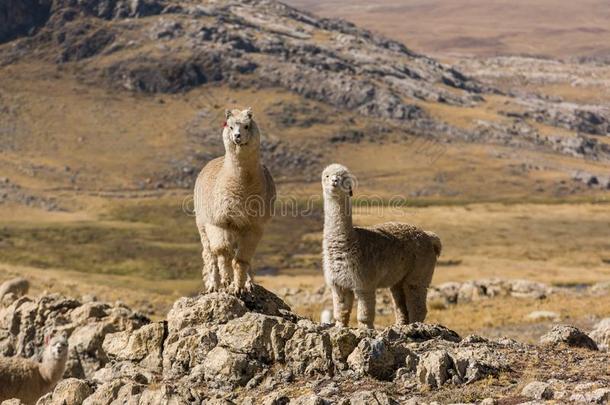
[166,293,246,333]
[162,326,217,379]
[521,381,554,400]
[349,391,399,405]
[202,346,259,386]
[416,350,453,388]
[589,318,610,351]
[82,380,124,405]
[540,325,598,350]
[102,322,166,370]
[381,323,461,343]
[327,327,359,368]
[347,337,397,380]
[284,328,333,376]
[509,280,547,299]
[37,378,93,405]
[216,312,295,362]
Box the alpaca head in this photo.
[223,107,260,156]
[44,334,69,362]
[322,163,354,198]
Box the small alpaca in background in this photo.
[0,334,69,404]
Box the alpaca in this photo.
[0,334,69,405]
[194,108,276,294]
[321,164,441,329]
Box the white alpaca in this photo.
[194,108,276,294]
[0,335,69,405]
[321,164,441,329]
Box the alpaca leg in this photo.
[233,227,263,294]
[205,224,233,291]
[332,286,354,327]
[199,226,220,292]
[355,290,376,329]
[217,252,234,289]
[404,284,428,323]
[390,284,409,325]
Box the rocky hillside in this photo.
[0,0,609,203]
[1,0,481,118]
[0,279,609,404]
[2,0,608,161]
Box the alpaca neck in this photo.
[223,149,260,178]
[39,355,67,386]
[323,194,354,246]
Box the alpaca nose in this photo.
[234,133,241,143]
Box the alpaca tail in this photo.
[425,231,442,257]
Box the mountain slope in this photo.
[0,0,608,202]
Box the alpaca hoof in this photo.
[205,283,220,293]
[230,285,244,296]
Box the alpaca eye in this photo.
[244,125,250,130]
[230,126,234,130]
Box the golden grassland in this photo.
[1,197,608,340]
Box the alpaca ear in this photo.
[225,109,232,119]
[245,107,253,118]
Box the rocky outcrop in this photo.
[0,0,52,44]
[11,287,498,402]
[1,284,609,403]
[0,0,482,123]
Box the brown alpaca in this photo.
[0,335,69,405]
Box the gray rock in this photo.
[522,381,554,400]
[216,312,295,362]
[416,350,453,388]
[82,380,124,405]
[327,327,359,367]
[102,322,166,370]
[569,388,610,404]
[509,279,548,299]
[285,328,333,376]
[162,326,217,379]
[347,337,397,380]
[540,325,598,350]
[589,318,610,351]
[166,293,246,333]
[348,390,398,405]
[202,346,259,386]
